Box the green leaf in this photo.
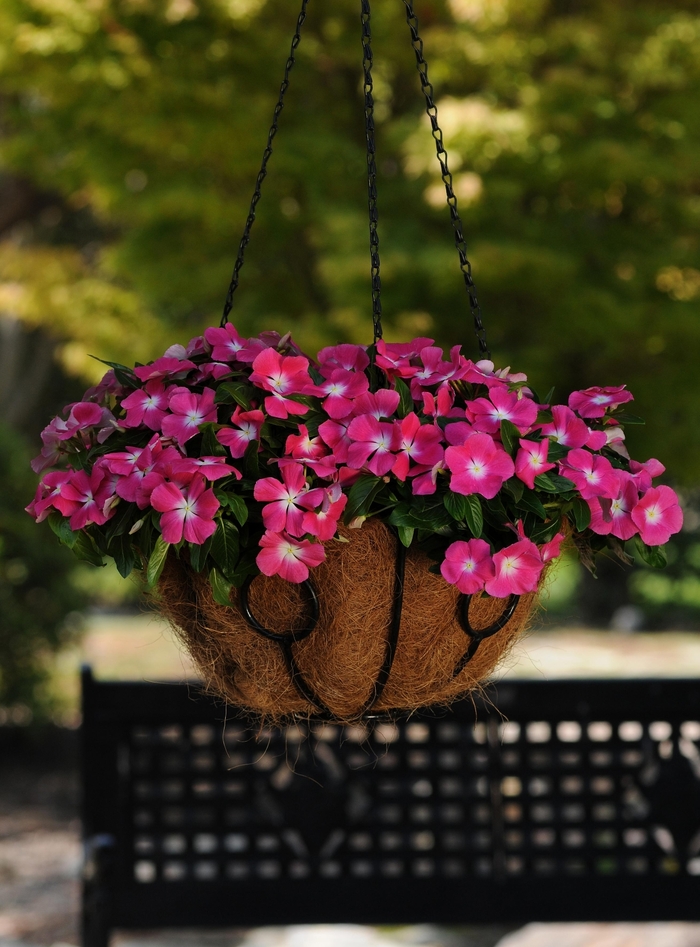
[397,525,414,548]
[243,439,260,479]
[146,535,170,588]
[201,423,226,456]
[48,512,77,548]
[221,492,249,526]
[499,418,520,456]
[72,531,105,568]
[543,387,555,406]
[634,536,668,569]
[503,477,524,503]
[394,377,414,419]
[90,357,140,389]
[545,441,569,461]
[110,534,136,578]
[535,472,576,494]
[463,495,484,538]
[529,513,562,545]
[443,490,470,522]
[570,497,592,532]
[516,490,547,520]
[188,534,213,572]
[211,519,239,579]
[345,475,382,521]
[209,567,233,606]
[611,413,645,425]
[215,381,254,409]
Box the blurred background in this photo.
[1,0,699,944]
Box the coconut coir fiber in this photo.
[158,519,540,722]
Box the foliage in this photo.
[27,328,680,605]
[0,422,86,719]
[0,0,699,484]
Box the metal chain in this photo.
[220,0,310,326]
[401,0,490,358]
[361,0,383,343]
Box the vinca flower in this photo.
[256,530,326,583]
[445,433,515,499]
[150,475,219,544]
[631,486,683,546]
[440,539,494,594]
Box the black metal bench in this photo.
[81,666,700,946]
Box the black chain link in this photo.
[401,0,490,358]
[361,0,383,343]
[220,0,310,327]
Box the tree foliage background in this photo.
[1,0,699,708]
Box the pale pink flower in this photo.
[392,413,444,481]
[631,486,683,546]
[486,539,544,597]
[559,448,619,500]
[133,356,196,382]
[346,416,400,476]
[301,486,347,541]
[161,387,218,446]
[203,324,266,363]
[316,368,369,419]
[61,468,115,531]
[569,385,634,419]
[445,433,515,499]
[629,458,665,492]
[350,389,400,420]
[588,472,639,541]
[216,408,264,459]
[469,387,538,436]
[515,439,556,490]
[317,343,369,375]
[256,531,326,583]
[253,463,311,537]
[440,539,494,594]
[539,405,590,448]
[249,348,314,419]
[150,475,220,544]
[121,380,169,430]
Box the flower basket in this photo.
[27,0,682,722]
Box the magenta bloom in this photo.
[318,343,369,375]
[161,387,218,446]
[374,338,433,379]
[133,356,195,382]
[256,531,326,583]
[459,359,528,389]
[346,416,400,476]
[515,439,556,490]
[61,468,115,531]
[486,539,544,597]
[559,448,619,500]
[169,456,240,482]
[249,348,313,419]
[539,405,590,449]
[203,324,266,364]
[350,389,400,420]
[540,532,565,564]
[569,385,634,419]
[440,539,494,594]
[253,463,311,537]
[445,420,475,446]
[318,418,352,464]
[316,368,369,419]
[422,386,460,420]
[216,407,264,459]
[121,380,169,430]
[468,387,538,436]
[26,470,77,522]
[392,413,444,481]
[629,458,665,492]
[445,433,515,499]
[631,486,683,546]
[150,475,220,544]
[409,346,460,396]
[301,486,347,541]
[410,459,447,495]
[588,472,639,541]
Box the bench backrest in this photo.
[81,668,700,943]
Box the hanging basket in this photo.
[158,520,542,720]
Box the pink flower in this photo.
[486,539,544,597]
[350,389,400,419]
[374,338,434,379]
[539,405,590,449]
[150,475,220,544]
[409,345,460,396]
[569,385,634,419]
[540,532,565,564]
[185,335,208,357]
[586,429,608,451]
[253,463,311,537]
[410,459,447,495]
[282,425,337,478]
[629,458,665,492]
[468,387,538,436]
[346,415,400,476]
[588,472,639,541]
[459,359,528,388]
[301,486,347,541]
[82,369,125,404]
[168,456,241,482]
[121,380,169,430]
[559,448,619,500]
[440,539,494,594]
[110,439,181,508]
[445,420,475,446]
[203,324,266,363]
[392,413,444,481]
[161,387,218,446]
[216,407,264,459]
[515,439,556,490]
[61,468,115,530]
[257,531,326,583]
[318,418,353,464]
[316,368,369,419]
[249,348,314,419]
[631,486,683,546]
[445,433,515,499]
[133,356,196,382]
[317,343,369,375]
[26,470,77,522]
